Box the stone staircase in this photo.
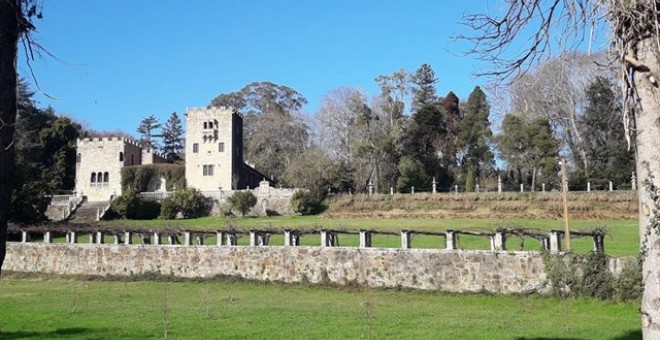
[68,200,110,223]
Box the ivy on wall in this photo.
[121,164,185,192]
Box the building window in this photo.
[203,122,208,129]
[218,142,225,152]
[91,173,97,183]
[203,164,214,176]
[119,152,124,162]
[193,143,199,153]
[76,153,81,163]
[103,172,109,183]
[97,172,103,183]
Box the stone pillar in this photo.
[432,177,437,194]
[88,233,96,244]
[446,231,458,250]
[593,234,605,253]
[284,231,299,246]
[587,182,591,192]
[167,235,176,245]
[520,183,524,193]
[152,232,160,245]
[541,237,550,251]
[368,180,373,195]
[359,230,372,248]
[632,172,637,191]
[249,231,258,246]
[390,187,394,195]
[490,231,506,251]
[217,231,226,246]
[549,231,562,254]
[69,231,78,244]
[454,185,458,194]
[140,234,150,245]
[124,231,133,245]
[195,235,204,245]
[542,183,546,192]
[400,231,411,249]
[411,186,415,194]
[21,231,28,243]
[184,231,192,245]
[320,230,329,247]
[96,231,104,244]
[321,231,337,247]
[226,233,237,246]
[44,231,52,244]
[113,234,121,245]
[475,184,480,193]
[498,176,502,193]
[609,181,613,192]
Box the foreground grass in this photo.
[0,278,640,339]
[99,216,639,256]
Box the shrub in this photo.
[227,191,257,216]
[107,189,161,220]
[160,188,211,219]
[121,164,185,192]
[291,190,322,215]
[613,257,643,300]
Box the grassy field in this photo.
[0,277,641,339]
[95,216,640,256]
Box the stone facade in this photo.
[73,107,271,205]
[4,243,551,294]
[184,106,268,191]
[75,137,167,202]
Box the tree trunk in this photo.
[0,0,20,274]
[634,38,660,339]
[531,166,537,192]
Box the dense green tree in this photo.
[403,104,447,181]
[437,92,461,176]
[579,77,634,185]
[456,86,494,191]
[161,111,184,163]
[410,64,437,112]
[498,114,559,191]
[396,156,431,192]
[136,115,162,151]
[210,82,309,181]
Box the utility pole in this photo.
[560,159,571,251]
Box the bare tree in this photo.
[462,1,660,337]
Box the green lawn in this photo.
[97,216,640,256]
[0,278,641,339]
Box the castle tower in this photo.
[185,107,243,191]
[75,137,143,201]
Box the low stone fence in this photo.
[5,243,550,294]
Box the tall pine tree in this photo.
[410,64,437,112]
[456,86,494,191]
[136,115,162,151]
[579,76,634,185]
[161,111,184,163]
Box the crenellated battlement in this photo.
[76,136,142,148]
[186,106,240,117]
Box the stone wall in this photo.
[4,243,550,294]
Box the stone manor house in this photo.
[74,106,269,204]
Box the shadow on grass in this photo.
[515,329,642,340]
[0,326,153,339]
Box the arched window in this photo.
[103,172,109,183]
[119,152,124,162]
[97,172,103,183]
[90,173,96,183]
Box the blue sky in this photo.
[21,1,505,134]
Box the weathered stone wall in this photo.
[4,243,550,294]
[185,107,238,191]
